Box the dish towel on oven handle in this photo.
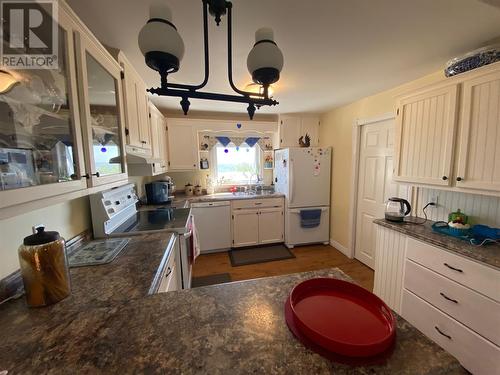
[299,209,322,228]
[189,215,201,262]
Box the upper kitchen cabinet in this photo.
[279,115,320,148]
[74,31,128,187]
[394,84,458,186]
[150,103,168,175]
[107,49,151,155]
[455,70,500,193]
[167,119,198,171]
[0,6,87,209]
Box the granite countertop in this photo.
[374,219,500,269]
[0,266,464,374]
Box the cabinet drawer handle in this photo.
[254,202,263,205]
[434,326,452,340]
[443,263,463,273]
[165,266,172,278]
[440,292,458,304]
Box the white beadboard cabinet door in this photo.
[394,85,459,186]
[456,70,500,193]
[373,225,407,313]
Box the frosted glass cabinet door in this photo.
[75,32,127,187]
[456,70,500,193]
[0,8,87,208]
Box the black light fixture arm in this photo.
[146,0,278,119]
[226,2,266,99]
[161,0,210,91]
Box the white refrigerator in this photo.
[274,147,331,248]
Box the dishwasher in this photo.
[191,201,232,253]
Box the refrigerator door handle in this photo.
[289,158,294,204]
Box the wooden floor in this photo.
[192,244,374,291]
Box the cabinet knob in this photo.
[442,176,448,181]
[456,177,463,182]
[71,173,91,180]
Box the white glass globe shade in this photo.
[138,2,184,62]
[247,28,283,75]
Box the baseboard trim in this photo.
[329,239,352,258]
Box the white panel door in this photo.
[394,85,458,186]
[258,207,284,244]
[167,122,198,171]
[232,209,259,247]
[288,147,331,208]
[456,70,500,192]
[355,119,397,269]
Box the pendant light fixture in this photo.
[138,0,284,119]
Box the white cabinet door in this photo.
[120,56,151,151]
[149,104,168,175]
[279,117,301,147]
[136,81,151,150]
[300,117,320,146]
[232,209,259,247]
[456,70,500,192]
[167,122,198,171]
[258,207,284,244]
[394,85,458,186]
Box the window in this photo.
[213,143,262,185]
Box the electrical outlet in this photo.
[32,224,44,234]
[429,195,438,206]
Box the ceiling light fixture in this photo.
[138,0,284,119]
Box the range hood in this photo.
[110,145,162,165]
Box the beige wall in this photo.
[319,70,445,250]
[0,196,91,279]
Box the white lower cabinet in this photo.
[231,198,284,248]
[258,208,284,244]
[402,290,500,375]
[158,238,182,293]
[374,224,500,375]
[232,209,260,247]
[373,225,407,313]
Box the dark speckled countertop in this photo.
[0,261,464,374]
[374,219,500,269]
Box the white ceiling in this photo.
[66,0,500,115]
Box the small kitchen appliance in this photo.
[18,227,71,307]
[384,197,412,222]
[145,181,172,204]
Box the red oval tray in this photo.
[288,278,396,358]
